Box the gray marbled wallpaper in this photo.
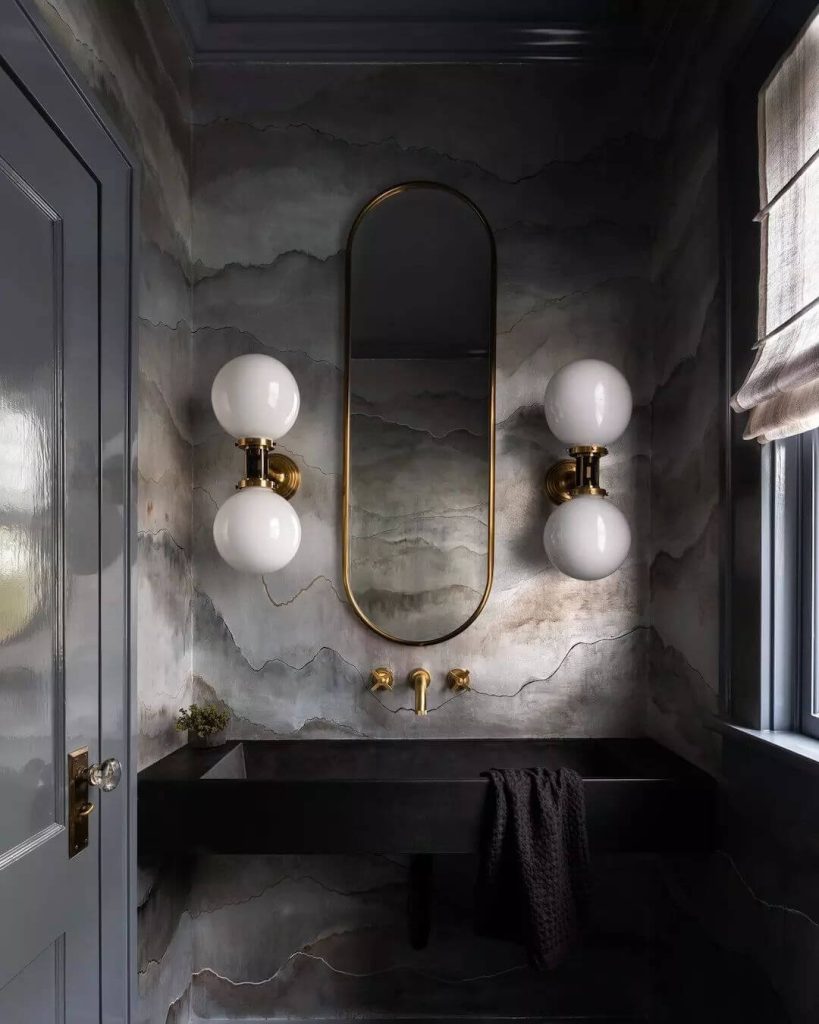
[647,4,819,1023]
[182,851,659,1022]
[190,63,654,741]
[646,0,728,775]
[181,61,658,1023]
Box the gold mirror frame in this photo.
[342,181,496,646]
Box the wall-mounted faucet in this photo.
[408,669,430,716]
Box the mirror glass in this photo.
[344,183,495,645]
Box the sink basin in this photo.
[138,738,713,856]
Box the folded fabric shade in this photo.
[732,9,819,443]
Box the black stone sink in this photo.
[138,738,713,856]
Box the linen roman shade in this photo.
[731,7,819,442]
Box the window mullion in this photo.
[766,435,800,730]
[800,430,819,737]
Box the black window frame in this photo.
[725,0,819,735]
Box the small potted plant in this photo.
[176,702,230,748]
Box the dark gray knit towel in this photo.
[475,767,590,970]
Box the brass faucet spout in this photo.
[409,669,430,716]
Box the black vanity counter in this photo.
[138,738,713,856]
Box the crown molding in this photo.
[166,0,650,64]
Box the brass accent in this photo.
[545,445,609,505]
[235,437,301,499]
[447,668,471,692]
[409,668,431,716]
[266,452,301,501]
[342,182,496,646]
[236,436,275,449]
[68,747,93,858]
[369,667,394,692]
[544,459,576,504]
[571,445,608,456]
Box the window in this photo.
[730,4,819,736]
[764,425,819,738]
[764,13,819,737]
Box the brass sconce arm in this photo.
[544,445,608,505]
[235,437,301,499]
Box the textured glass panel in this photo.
[0,164,58,857]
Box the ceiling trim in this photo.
[165,0,649,64]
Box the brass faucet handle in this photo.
[369,667,394,692]
[447,668,471,692]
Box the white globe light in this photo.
[544,359,632,446]
[213,487,301,573]
[543,494,630,581]
[211,353,300,441]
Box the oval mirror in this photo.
[343,182,495,645]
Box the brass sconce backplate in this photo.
[544,460,577,504]
[266,452,301,500]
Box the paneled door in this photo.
[0,50,114,1022]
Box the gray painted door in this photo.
[0,58,102,1022]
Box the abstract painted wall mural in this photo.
[190,62,655,742]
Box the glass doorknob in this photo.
[86,757,122,792]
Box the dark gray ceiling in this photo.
[165,0,660,63]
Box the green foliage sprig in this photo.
[176,702,230,737]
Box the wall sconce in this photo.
[542,359,632,581]
[210,353,302,573]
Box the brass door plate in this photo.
[68,747,93,858]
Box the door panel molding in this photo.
[0,822,62,875]
[0,934,66,1024]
